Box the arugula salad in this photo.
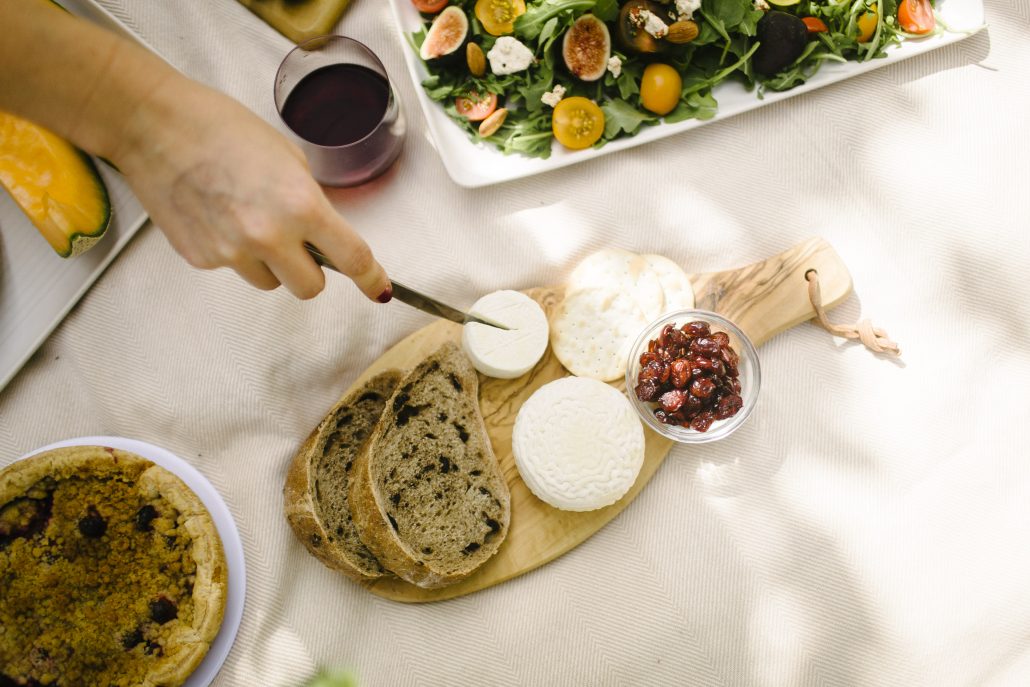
[409,0,941,158]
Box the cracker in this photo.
[642,254,695,313]
[567,248,665,321]
[550,287,649,381]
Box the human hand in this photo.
[113,74,391,302]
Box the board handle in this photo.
[689,237,853,347]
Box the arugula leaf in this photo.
[665,90,718,123]
[486,111,556,157]
[514,0,596,40]
[601,99,656,139]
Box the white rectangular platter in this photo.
[0,0,149,393]
[388,0,985,188]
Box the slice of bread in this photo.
[283,370,402,582]
[349,342,511,589]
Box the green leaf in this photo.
[486,110,556,158]
[514,0,596,40]
[665,90,718,122]
[517,63,556,113]
[706,0,747,30]
[592,0,619,22]
[600,99,656,139]
[538,16,560,44]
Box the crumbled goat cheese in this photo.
[487,36,535,75]
[607,56,623,78]
[541,84,566,108]
[674,0,701,21]
[630,8,669,39]
[754,0,770,9]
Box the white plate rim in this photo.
[16,435,246,687]
[387,0,987,188]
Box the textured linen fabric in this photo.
[2,2,1029,686]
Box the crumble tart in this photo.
[0,445,227,687]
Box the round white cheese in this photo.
[461,290,549,379]
[513,377,645,512]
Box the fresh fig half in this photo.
[753,11,809,76]
[562,14,611,82]
[419,6,470,63]
[616,0,668,55]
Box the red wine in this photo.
[281,63,390,147]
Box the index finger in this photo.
[308,208,392,303]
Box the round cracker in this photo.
[567,248,665,321]
[550,287,649,381]
[642,254,696,313]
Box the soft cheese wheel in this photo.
[513,377,645,512]
[549,287,649,381]
[462,290,549,379]
[642,254,695,313]
[567,248,665,321]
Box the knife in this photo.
[305,244,510,330]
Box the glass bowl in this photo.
[624,310,761,444]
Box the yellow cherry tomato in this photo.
[552,97,605,150]
[640,63,682,117]
[857,3,879,43]
[474,0,526,36]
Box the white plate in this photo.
[387,0,986,188]
[0,0,151,393]
[17,436,247,687]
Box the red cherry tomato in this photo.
[898,0,935,34]
[455,91,498,122]
[411,0,449,14]
[802,16,829,33]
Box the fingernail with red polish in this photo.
[377,286,393,303]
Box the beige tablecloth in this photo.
[3,1,1029,685]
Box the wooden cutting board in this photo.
[236,0,353,44]
[350,237,851,602]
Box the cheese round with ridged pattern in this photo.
[513,377,645,512]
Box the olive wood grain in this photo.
[341,237,851,602]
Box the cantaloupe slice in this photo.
[0,112,111,257]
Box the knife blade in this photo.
[305,244,509,330]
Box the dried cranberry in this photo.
[639,360,663,382]
[690,412,716,433]
[692,356,726,376]
[682,321,710,337]
[657,361,671,384]
[690,337,722,357]
[659,389,687,413]
[135,505,158,532]
[122,628,144,649]
[78,506,106,538]
[670,359,691,388]
[634,378,661,402]
[690,377,716,399]
[149,596,178,624]
[721,346,740,368]
[715,394,744,420]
